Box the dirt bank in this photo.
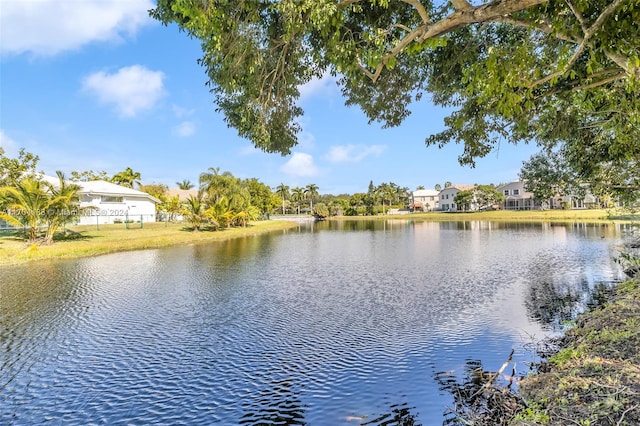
[515,278,640,425]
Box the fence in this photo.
[0,214,158,232]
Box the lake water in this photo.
[0,220,629,425]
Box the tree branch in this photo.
[337,0,361,8]
[533,70,626,100]
[529,40,587,88]
[588,0,626,36]
[362,0,549,82]
[369,26,425,82]
[565,0,588,32]
[499,16,579,44]
[527,0,624,88]
[450,0,474,12]
[399,0,430,24]
[414,0,548,42]
[571,73,627,91]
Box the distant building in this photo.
[438,185,475,211]
[498,181,601,210]
[76,180,160,225]
[409,189,439,211]
[166,188,200,202]
[1,176,160,227]
[497,181,539,210]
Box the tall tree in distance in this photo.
[291,186,305,214]
[176,179,194,190]
[275,183,290,215]
[111,167,141,189]
[70,170,110,182]
[0,147,39,188]
[304,183,319,211]
[520,150,585,208]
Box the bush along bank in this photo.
[441,278,640,426]
[514,278,640,426]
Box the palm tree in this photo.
[162,195,182,222]
[205,196,233,229]
[304,183,319,211]
[416,185,425,190]
[396,185,410,206]
[0,177,50,242]
[176,179,194,190]
[232,205,260,227]
[200,167,242,205]
[182,193,206,231]
[275,183,290,215]
[290,187,304,214]
[111,167,141,188]
[435,183,442,191]
[377,182,393,214]
[43,171,86,244]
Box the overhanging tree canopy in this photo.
[151,0,639,174]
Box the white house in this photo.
[409,189,439,211]
[553,186,601,210]
[498,181,539,210]
[438,184,475,211]
[76,180,160,225]
[498,181,601,210]
[1,176,159,228]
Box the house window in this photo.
[101,196,123,203]
[504,190,509,195]
[513,189,520,195]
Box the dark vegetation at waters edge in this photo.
[517,278,640,426]
[440,278,640,426]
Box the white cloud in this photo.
[0,0,154,57]
[172,121,195,137]
[0,130,17,155]
[82,65,166,117]
[298,71,339,102]
[172,104,195,119]
[239,145,262,156]
[280,152,319,177]
[326,144,386,163]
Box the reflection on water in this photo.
[239,377,307,425]
[0,221,627,425]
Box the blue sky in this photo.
[0,0,540,195]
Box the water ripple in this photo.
[0,221,625,425]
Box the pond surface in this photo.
[0,220,629,425]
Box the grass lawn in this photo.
[0,221,298,266]
[1,209,637,266]
[333,208,637,223]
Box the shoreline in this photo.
[1,209,636,267]
[0,220,300,267]
[514,278,640,425]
